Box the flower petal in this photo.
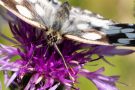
[80,68,119,90]
[49,83,60,90]
[6,72,18,87]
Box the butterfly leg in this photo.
[53,43,75,81]
[46,30,75,81]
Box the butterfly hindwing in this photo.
[63,7,135,46]
[60,7,114,45]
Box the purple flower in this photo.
[0,19,134,90]
[79,68,119,90]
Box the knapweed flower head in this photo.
[0,19,134,90]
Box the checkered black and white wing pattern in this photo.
[106,24,135,46]
[62,7,135,46]
[0,0,61,28]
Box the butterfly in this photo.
[0,0,135,79]
[0,0,135,47]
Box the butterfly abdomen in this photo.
[106,24,135,46]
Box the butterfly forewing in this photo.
[0,0,46,28]
[60,7,113,45]
[0,0,57,28]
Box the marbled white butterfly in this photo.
[0,0,135,47]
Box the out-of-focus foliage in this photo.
[0,0,135,90]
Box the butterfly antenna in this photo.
[53,43,74,81]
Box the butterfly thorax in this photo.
[46,28,62,45]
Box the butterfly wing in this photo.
[0,0,61,29]
[52,1,71,31]
[62,7,135,46]
[60,7,113,45]
[0,0,45,28]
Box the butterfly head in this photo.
[46,28,62,45]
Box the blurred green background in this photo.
[0,0,135,90]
